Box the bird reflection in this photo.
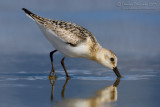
[49,77,120,107]
[49,77,57,101]
[61,77,70,98]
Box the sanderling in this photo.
[22,8,121,78]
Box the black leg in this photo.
[61,57,69,77]
[49,50,57,78]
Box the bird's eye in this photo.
[110,58,114,62]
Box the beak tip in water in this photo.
[113,67,122,78]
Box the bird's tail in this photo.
[22,8,50,25]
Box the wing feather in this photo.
[22,8,97,46]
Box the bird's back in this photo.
[22,8,100,58]
[22,8,97,46]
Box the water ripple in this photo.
[0,70,156,81]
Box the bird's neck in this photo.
[90,45,103,61]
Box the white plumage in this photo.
[22,8,122,78]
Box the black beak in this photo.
[113,67,122,77]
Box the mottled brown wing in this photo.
[22,8,96,46]
[48,20,97,46]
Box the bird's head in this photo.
[95,47,121,77]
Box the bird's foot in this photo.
[48,75,57,80]
[66,76,70,80]
[48,71,57,80]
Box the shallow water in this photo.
[0,55,160,107]
[1,0,160,107]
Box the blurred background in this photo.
[1,0,160,57]
[0,0,160,107]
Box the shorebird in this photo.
[22,8,122,78]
